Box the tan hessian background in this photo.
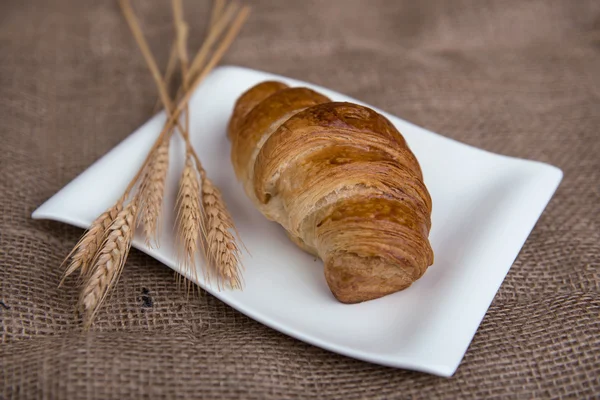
[1,0,599,398]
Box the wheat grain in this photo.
[79,201,137,326]
[176,154,202,286]
[201,175,242,289]
[61,201,123,284]
[139,137,170,247]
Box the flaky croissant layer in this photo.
[228,81,434,303]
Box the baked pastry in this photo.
[228,81,434,303]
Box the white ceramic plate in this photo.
[32,66,562,377]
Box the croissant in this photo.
[228,81,434,303]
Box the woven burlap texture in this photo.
[1,0,599,398]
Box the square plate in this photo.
[32,66,562,377]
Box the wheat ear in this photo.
[200,170,243,289]
[61,201,123,284]
[176,154,202,286]
[138,136,170,247]
[79,201,137,327]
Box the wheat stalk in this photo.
[151,0,226,113]
[152,42,179,113]
[209,0,226,30]
[172,0,198,293]
[61,201,123,284]
[138,136,170,247]
[184,1,240,89]
[79,201,137,327]
[157,4,250,131]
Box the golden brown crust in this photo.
[227,81,289,140]
[229,82,434,303]
[229,85,330,202]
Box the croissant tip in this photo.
[324,255,415,303]
[330,284,414,304]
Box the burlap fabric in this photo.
[1,0,599,398]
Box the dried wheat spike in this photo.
[79,201,137,326]
[176,154,202,284]
[201,176,242,289]
[61,201,123,284]
[139,137,170,247]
